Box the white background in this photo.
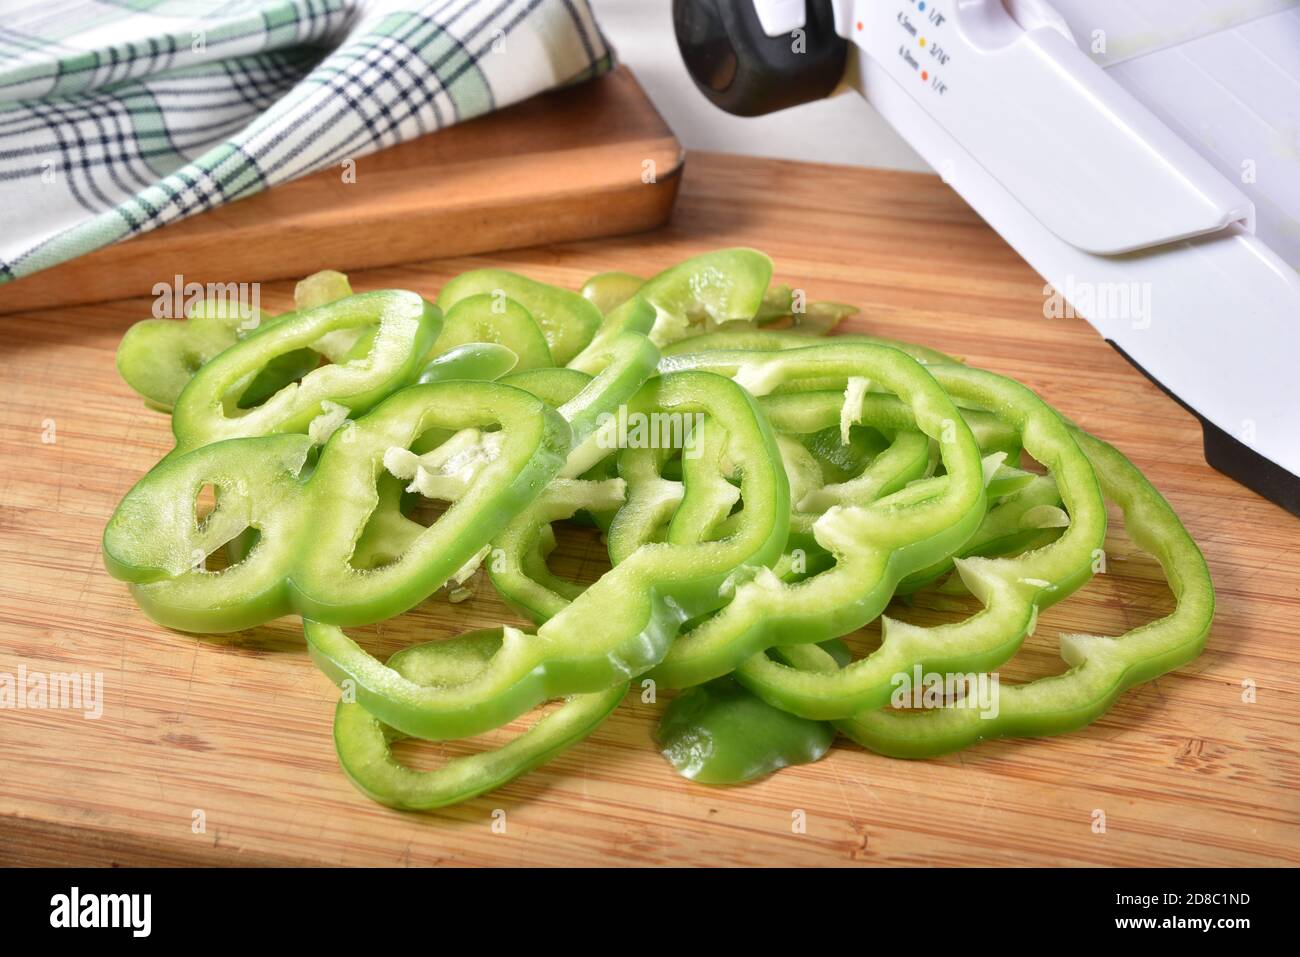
[589,0,930,172]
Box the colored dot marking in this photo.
[921,70,929,81]
[856,20,863,31]
[919,2,927,10]
[919,37,927,47]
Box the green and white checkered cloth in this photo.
[0,0,612,283]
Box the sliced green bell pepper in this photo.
[170,290,441,454]
[577,262,857,347]
[431,293,553,371]
[117,301,324,414]
[656,676,835,785]
[831,430,1213,756]
[580,270,645,316]
[330,359,637,809]
[647,341,988,689]
[331,353,640,809]
[752,284,857,334]
[105,379,571,631]
[102,254,1217,810]
[477,366,627,622]
[568,250,772,374]
[334,628,626,810]
[304,369,790,741]
[117,269,368,413]
[437,269,601,366]
[731,362,1107,718]
[416,342,519,385]
[661,328,957,369]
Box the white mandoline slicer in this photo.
[673,0,1300,515]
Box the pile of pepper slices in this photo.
[103,250,1214,808]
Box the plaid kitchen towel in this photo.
[0,0,612,283]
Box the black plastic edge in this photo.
[1105,339,1300,516]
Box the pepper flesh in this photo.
[656,676,834,785]
[567,249,773,372]
[437,269,601,366]
[101,253,1217,810]
[431,293,553,371]
[171,290,441,454]
[731,362,1107,719]
[304,369,791,741]
[106,331,659,632]
[105,380,567,631]
[334,628,626,810]
[581,270,645,316]
[832,430,1214,755]
[118,269,363,413]
[332,365,630,809]
[647,341,989,689]
[332,362,634,808]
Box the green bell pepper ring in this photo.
[476,365,628,622]
[117,300,322,414]
[731,363,1107,719]
[646,341,988,689]
[194,332,640,632]
[416,342,519,385]
[486,476,626,623]
[580,270,645,316]
[296,332,656,626]
[578,263,856,345]
[117,269,367,412]
[632,248,771,346]
[333,628,626,810]
[330,361,633,808]
[116,305,247,411]
[634,424,836,787]
[303,369,790,741]
[568,250,772,374]
[752,284,858,334]
[333,364,633,808]
[437,269,601,367]
[895,473,1066,594]
[102,432,315,587]
[339,345,520,574]
[104,378,575,632]
[759,395,1031,579]
[170,290,441,454]
[830,430,1213,756]
[755,396,1025,587]
[661,328,957,369]
[603,358,1014,566]
[430,293,553,371]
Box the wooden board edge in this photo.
[1,150,684,315]
[0,813,316,868]
[0,70,684,315]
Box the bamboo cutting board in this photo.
[1,152,1297,867]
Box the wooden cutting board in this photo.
[1,151,1297,867]
[0,66,682,314]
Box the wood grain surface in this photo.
[0,66,681,315]
[0,151,1297,867]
